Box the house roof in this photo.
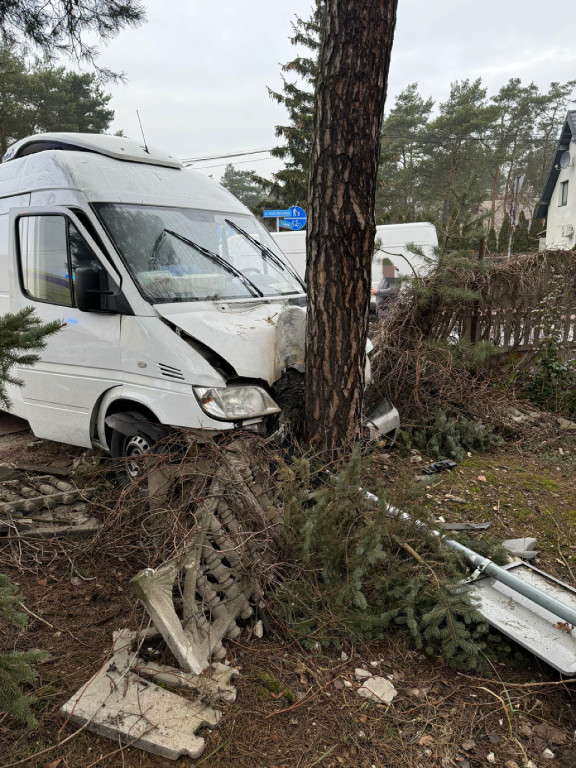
[536,111,576,219]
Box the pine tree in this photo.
[498,213,510,254]
[267,1,325,207]
[376,83,434,222]
[0,307,62,407]
[278,448,496,671]
[486,227,498,254]
[0,574,48,725]
[512,210,530,253]
[0,1,145,78]
[0,309,59,723]
[220,164,268,211]
[528,209,543,250]
[0,45,114,156]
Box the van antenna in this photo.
[136,110,149,154]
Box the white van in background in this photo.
[271,222,438,285]
[0,133,399,471]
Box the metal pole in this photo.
[445,538,576,627]
[377,497,576,627]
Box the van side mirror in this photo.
[74,266,114,312]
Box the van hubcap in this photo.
[125,434,150,477]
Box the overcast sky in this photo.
[96,0,576,182]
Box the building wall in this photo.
[545,139,576,249]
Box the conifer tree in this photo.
[267,1,325,206]
[528,209,543,250]
[0,309,59,723]
[486,227,498,254]
[0,0,145,79]
[0,575,48,725]
[512,210,530,253]
[498,213,510,254]
[0,45,114,156]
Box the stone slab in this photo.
[357,676,397,704]
[60,630,221,760]
[133,659,239,703]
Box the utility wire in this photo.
[182,147,272,164]
[183,133,559,166]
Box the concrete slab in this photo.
[60,630,221,760]
[133,659,239,703]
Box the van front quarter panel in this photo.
[96,385,234,451]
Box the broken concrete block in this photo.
[133,659,239,704]
[357,676,397,704]
[60,630,221,760]
[502,537,539,560]
[354,668,372,681]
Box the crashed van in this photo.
[0,133,399,473]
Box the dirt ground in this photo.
[1,423,576,768]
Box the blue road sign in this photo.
[279,217,306,231]
[262,208,292,218]
[263,205,307,228]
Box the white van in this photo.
[0,133,398,470]
[271,222,438,284]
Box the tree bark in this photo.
[304,0,398,457]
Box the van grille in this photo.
[158,363,185,381]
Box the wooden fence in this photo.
[421,251,576,356]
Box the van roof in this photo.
[0,138,247,215]
[3,133,182,169]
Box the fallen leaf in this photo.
[553,621,573,633]
[461,739,476,751]
[333,678,344,689]
[533,722,567,747]
[43,761,62,768]
[359,714,367,724]
[478,475,487,482]
[418,734,434,746]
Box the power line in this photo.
[383,134,558,143]
[183,133,560,167]
[192,155,275,171]
[182,147,272,164]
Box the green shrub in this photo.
[399,409,503,461]
[0,574,48,726]
[275,448,502,672]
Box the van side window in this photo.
[18,215,108,309]
[18,216,73,306]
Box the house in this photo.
[537,110,576,249]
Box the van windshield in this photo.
[94,204,304,303]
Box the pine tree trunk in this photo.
[304,0,397,457]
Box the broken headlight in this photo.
[193,385,281,421]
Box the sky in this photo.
[93,0,576,182]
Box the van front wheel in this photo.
[109,410,157,484]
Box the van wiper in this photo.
[224,219,305,287]
[163,229,263,298]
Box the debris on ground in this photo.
[0,471,97,538]
[60,629,231,760]
[502,536,539,559]
[356,675,397,704]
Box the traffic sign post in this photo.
[262,205,306,232]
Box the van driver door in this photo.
[9,207,124,447]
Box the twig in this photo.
[264,676,339,718]
[17,601,54,629]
